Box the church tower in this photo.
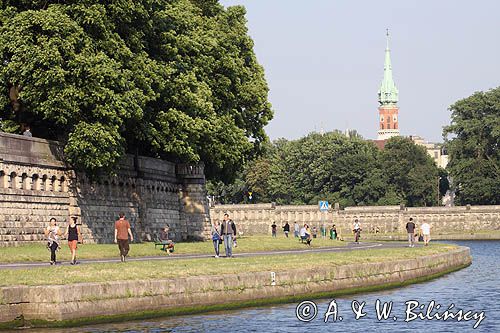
[377,30,400,140]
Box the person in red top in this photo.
[114,212,134,262]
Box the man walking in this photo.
[221,213,236,258]
[294,222,300,238]
[114,212,133,262]
[406,217,416,247]
[271,222,277,238]
[420,221,432,246]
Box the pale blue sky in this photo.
[220,0,500,142]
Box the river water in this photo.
[31,241,500,332]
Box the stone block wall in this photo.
[0,132,211,246]
[210,203,500,236]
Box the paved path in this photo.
[0,241,419,270]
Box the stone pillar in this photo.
[176,163,211,241]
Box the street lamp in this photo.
[437,176,441,206]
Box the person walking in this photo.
[220,213,236,258]
[320,223,327,239]
[353,219,361,243]
[45,217,61,265]
[64,216,82,265]
[420,221,432,246]
[282,222,290,238]
[294,222,300,238]
[406,217,416,247]
[114,212,133,262]
[211,221,221,258]
[271,222,277,238]
[330,224,337,240]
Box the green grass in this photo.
[0,235,346,263]
[0,243,457,287]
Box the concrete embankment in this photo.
[0,247,472,328]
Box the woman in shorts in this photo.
[64,216,82,265]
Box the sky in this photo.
[219,0,500,142]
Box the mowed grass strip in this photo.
[0,236,346,263]
[0,243,457,286]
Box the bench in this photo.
[154,234,174,253]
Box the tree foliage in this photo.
[443,87,500,205]
[208,132,443,207]
[0,1,272,178]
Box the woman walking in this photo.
[45,217,61,265]
[212,221,221,258]
[64,216,82,265]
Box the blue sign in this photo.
[319,201,329,212]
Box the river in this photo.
[30,241,500,332]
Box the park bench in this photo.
[154,234,174,253]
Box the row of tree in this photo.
[208,133,448,207]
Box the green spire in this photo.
[378,29,399,105]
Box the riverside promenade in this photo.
[0,241,394,270]
[0,240,471,329]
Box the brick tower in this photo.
[377,29,400,140]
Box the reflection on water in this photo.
[20,241,500,333]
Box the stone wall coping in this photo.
[212,203,500,213]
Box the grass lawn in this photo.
[0,235,346,263]
[0,243,458,287]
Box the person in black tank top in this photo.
[65,217,82,265]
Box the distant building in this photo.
[409,135,449,169]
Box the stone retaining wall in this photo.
[0,247,472,324]
[210,204,500,237]
[0,132,211,245]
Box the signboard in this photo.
[319,201,329,212]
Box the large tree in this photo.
[0,1,272,179]
[443,87,500,205]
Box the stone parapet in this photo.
[0,132,211,246]
[210,203,500,236]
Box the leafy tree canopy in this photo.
[0,0,272,179]
[208,132,444,207]
[443,87,500,205]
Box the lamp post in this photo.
[437,176,441,206]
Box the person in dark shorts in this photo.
[406,217,416,247]
[114,213,134,262]
[271,222,277,238]
[353,219,361,243]
[64,216,82,264]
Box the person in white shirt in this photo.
[353,219,361,243]
[45,217,61,265]
[420,222,431,246]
